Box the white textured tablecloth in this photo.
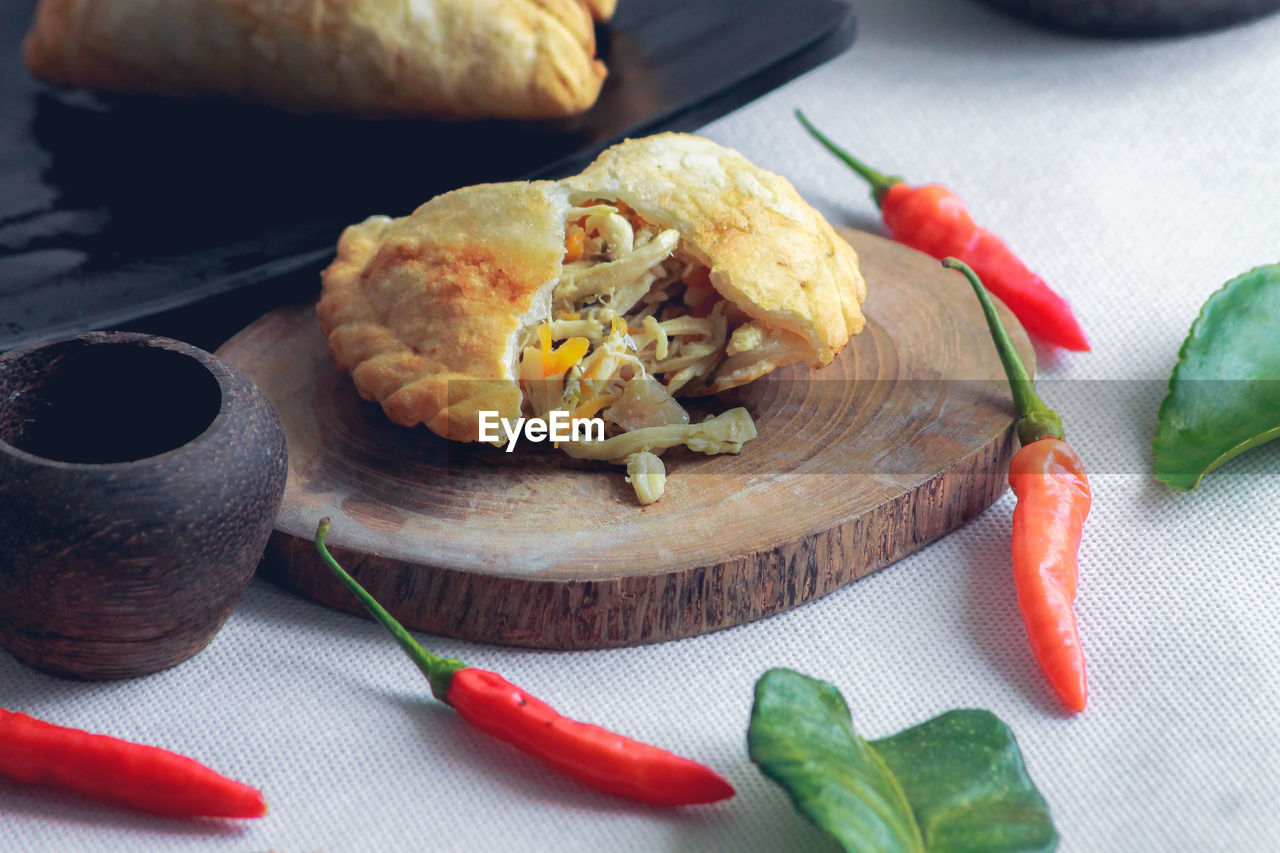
[6,2,1280,850]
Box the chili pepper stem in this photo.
[795,110,903,207]
[315,519,465,703]
[942,258,1065,445]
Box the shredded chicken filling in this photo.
[513,201,759,504]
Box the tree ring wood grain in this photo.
[216,229,1033,648]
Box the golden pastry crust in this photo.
[581,0,617,20]
[318,134,867,441]
[568,133,867,390]
[318,181,571,439]
[24,0,607,119]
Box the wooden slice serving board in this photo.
[216,229,1033,649]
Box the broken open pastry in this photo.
[318,133,867,504]
[23,0,612,119]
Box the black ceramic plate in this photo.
[0,0,854,351]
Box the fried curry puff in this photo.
[24,0,612,119]
[318,133,867,504]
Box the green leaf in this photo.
[871,710,1058,853]
[749,669,925,853]
[748,669,1058,853]
[1154,263,1280,490]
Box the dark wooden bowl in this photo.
[0,332,287,679]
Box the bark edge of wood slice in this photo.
[217,229,1033,649]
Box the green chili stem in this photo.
[315,519,466,703]
[795,110,903,207]
[942,258,1065,445]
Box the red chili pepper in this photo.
[314,520,735,806]
[1009,439,1091,712]
[0,709,267,818]
[943,258,1091,712]
[798,111,1090,352]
